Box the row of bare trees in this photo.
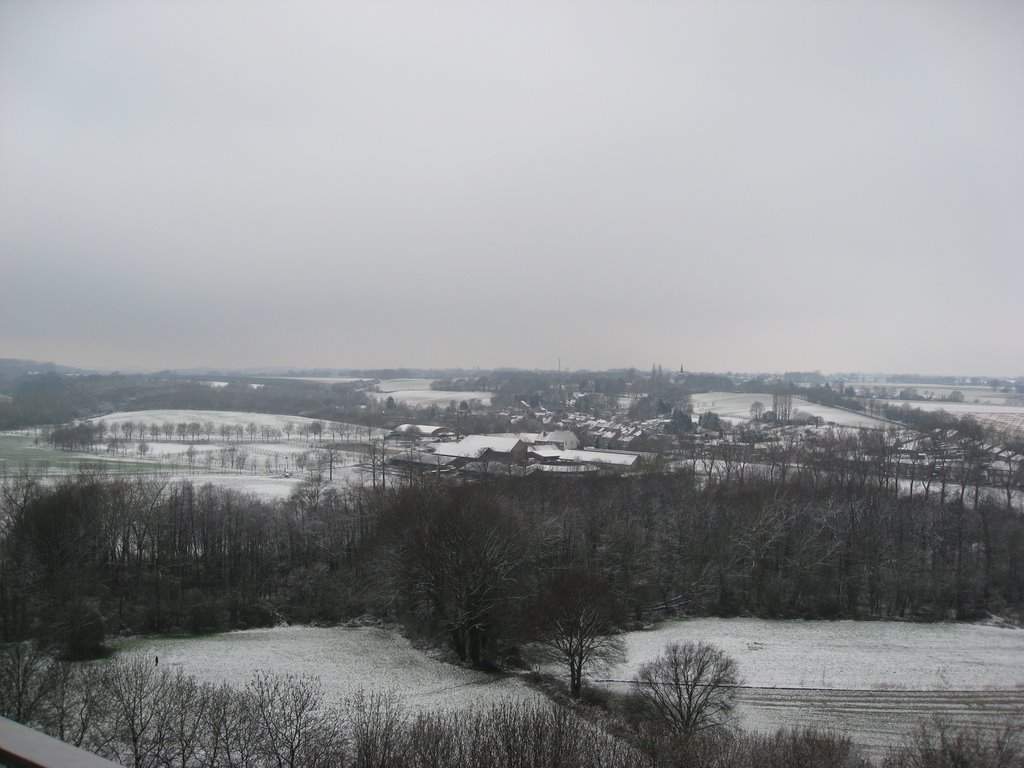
[678,422,1023,510]
[46,420,290,451]
[0,643,651,768]
[2,466,1023,664]
[43,416,387,450]
[12,639,1005,768]
[0,644,347,767]
[0,640,878,768]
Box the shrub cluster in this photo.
[0,643,642,767]
[3,641,1020,768]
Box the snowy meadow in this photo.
[107,618,1024,761]
[608,618,1024,759]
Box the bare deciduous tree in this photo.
[630,641,739,737]
[100,654,172,768]
[42,661,106,749]
[534,570,625,698]
[0,641,55,724]
[772,393,793,422]
[248,671,346,768]
[202,682,261,768]
[348,688,405,768]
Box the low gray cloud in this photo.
[2,0,1021,374]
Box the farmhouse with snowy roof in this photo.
[388,427,652,478]
[491,430,582,451]
[430,435,529,464]
[390,424,453,439]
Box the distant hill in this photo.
[0,358,84,376]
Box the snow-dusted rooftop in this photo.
[559,449,643,467]
[491,430,580,449]
[431,435,525,459]
[392,424,452,436]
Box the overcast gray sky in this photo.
[2,1,1021,375]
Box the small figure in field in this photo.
[155,656,159,666]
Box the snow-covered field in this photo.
[375,378,438,392]
[612,618,1024,690]
[171,474,306,500]
[873,399,1024,417]
[786,400,891,429]
[3,410,389,496]
[688,391,1024,433]
[605,618,1024,758]
[86,409,384,438]
[690,392,889,429]
[114,618,1024,758]
[265,377,494,408]
[859,383,1019,407]
[272,377,371,385]
[368,389,493,407]
[368,379,493,408]
[117,626,537,712]
[874,399,1024,433]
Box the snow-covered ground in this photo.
[3,410,390,496]
[117,626,537,712]
[604,618,1024,758]
[688,391,1023,434]
[873,399,1024,417]
[368,379,493,408]
[114,618,1024,758]
[170,474,306,500]
[874,399,1024,434]
[690,392,889,429]
[271,377,371,385]
[786,401,891,429]
[611,618,1024,690]
[368,389,493,407]
[859,383,1018,407]
[85,409,384,438]
[375,378,438,392]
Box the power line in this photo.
[591,680,1023,695]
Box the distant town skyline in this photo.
[2,1,1022,377]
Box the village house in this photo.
[430,435,529,465]
[389,424,454,439]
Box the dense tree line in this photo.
[0,472,380,656]
[2,468,1022,665]
[0,373,370,431]
[793,383,865,412]
[1,467,1023,766]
